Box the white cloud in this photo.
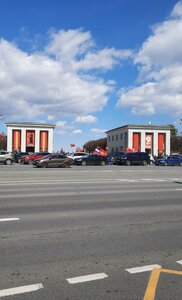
[47,115,56,120]
[117,1,182,116]
[56,121,67,127]
[90,128,107,135]
[75,115,97,124]
[72,129,82,134]
[0,28,129,120]
[171,1,182,17]
[73,48,132,71]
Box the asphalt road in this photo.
[0,164,182,300]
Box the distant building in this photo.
[106,124,171,156]
[6,122,56,153]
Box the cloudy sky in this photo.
[0,0,181,151]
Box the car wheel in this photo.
[18,158,21,163]
[125,160,131,166]
[28,160,33,165]
[5,159,12,165]
[101,161,106,166]
[64,162,70,168]
[164,162,168,166]
[142,160,147,166]
[179,162,182,166]
[82,161,87,166]
[41,163,47,168]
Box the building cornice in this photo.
[106,124,171,133]
[5,122,56,129]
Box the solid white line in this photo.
[0,218,20,222]
[66,273,108,284]
[126,264,161,274]
[176,260,182,265]
[0,283,44,297]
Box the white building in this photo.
[6,122,56,153]
[106,124,171,156]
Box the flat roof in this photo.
[5,122,56,129]
[106,124,171,133]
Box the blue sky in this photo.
[0,0,181,151]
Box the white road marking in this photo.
[140,179,166,182]
[116,179,138,182]
[0,177,181,186]
[126,264,161,274]
[0,283,44,297]
[0,218,20,222]
[176,189,182,191]
[66,273,108,284]
[176,260,182,265]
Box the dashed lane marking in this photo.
[66,273,108,284]
[0,283,44,298]
[0,218,20,222]
[126,264,161,274]
[176,260,182,265]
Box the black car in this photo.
[116,152,150,166]
[108,152,124,165]
[75,154,108,166]
[13,152,30,163]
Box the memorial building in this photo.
[6,122,56,153]
[106,124,171,156]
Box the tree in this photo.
[83,138,107,153]
[0,133,7,150]
[168,124,178,137]
[168,125,182,153]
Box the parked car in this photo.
[20,152,50,164]
[149,154,155,165]
[34,153,73,168]
[75,154,108,166]
[116,152,150,166]
[13,151,30,163]
[67,152,89,161]
[0,150,14,165]
[108,152,124,165]
[155,155,182,166]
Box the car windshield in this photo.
[41,154,52,159]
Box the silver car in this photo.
[0,150,14,165]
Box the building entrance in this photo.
[26,146,34,153]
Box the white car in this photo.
[67,152,89,160]
[0,150,14,165]
[149,154,155,164]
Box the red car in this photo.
[20,152,50,164]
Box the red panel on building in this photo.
[26,131,35,147]
[40,131,48,152]
[145,134,153,149]
[133,133,140,152]
[158,133,165,154]
[13,130,21,151]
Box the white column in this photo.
[128,130,133,149]
[140,131,145,152]
[21,128,26,152]
[165,131,171,155]
[7,127,12,152]
[35,129,40,152]
[153,131,158,157]
[48,129,54,153]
